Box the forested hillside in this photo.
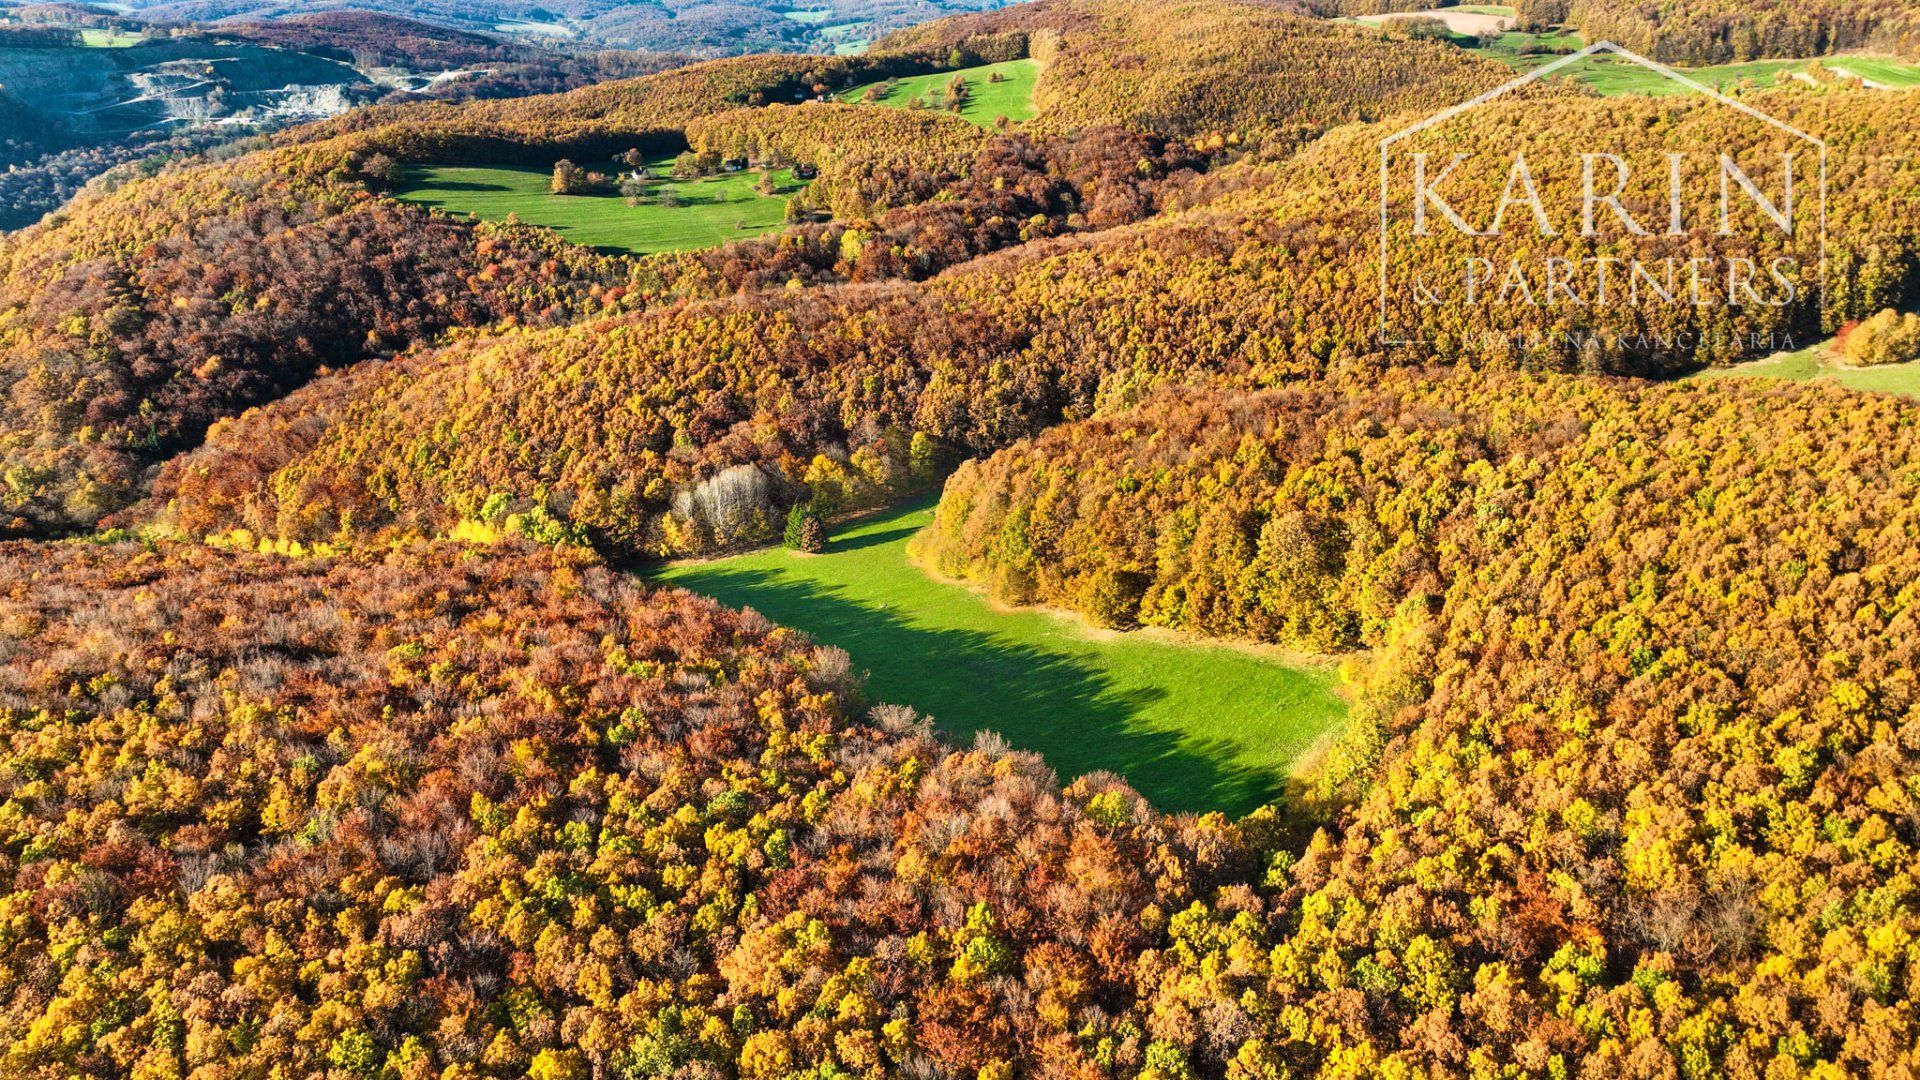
[1317,0,1920,64]
[135,88,1920,558]
[0,48,958,538]
[1518,0,1920,63]
[5,371,1919,1076]
[875,0,1506,136]
[4,0,1920,1074]
[918,368,1920,1074]
[2,0,1511,542]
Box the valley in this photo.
[655,501,1347,815]
[1,0,1919,1074]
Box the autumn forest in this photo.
[1,0,1918,1076]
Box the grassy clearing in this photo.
[1485,27,1582,56]
[1489,38,1809,93]
[394,162,799,255]
[653,500,1349,816]
[1826,56,1920,87]
[1688,338,1920,399]
[1478,30,1920,95]
[79,28,143,47]
[838,58,1039,127]
[1556,56,1808,95]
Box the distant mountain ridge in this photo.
[0,7,681,227]
[55,0,1024,53]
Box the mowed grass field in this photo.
[838,58,1039,126]
[654,501,1348,816]
[1690,340,1920,399]
[394,163,798,255]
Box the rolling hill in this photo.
[0,0,1918,1075]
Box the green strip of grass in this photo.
[1826,56,1920,88]
[394,162,798,256]
[1481,36,1920,95]
[838,58,1039,127]
[652,500,1349,816]
[1689,339,1920,399]
[1492,48,1812,94]
[80,29,144,47]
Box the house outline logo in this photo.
[1377,41,1829,346]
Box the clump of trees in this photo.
[1388,14,1455,40]
[683,102,985,219]
[549,158,612,194]
[785,501,827,551]
[943,73,972,110]
[1840,307,1920,365]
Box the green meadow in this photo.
[653,501,1348,816]
[1480,29,1920,95]
[1689,340,1920,399]
[394,162,799,255]
[1502,52,1814,95]
[79,28,144,47]
[838,58,1040,126]
[1826,56,1920,87]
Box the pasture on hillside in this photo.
[79,28,144,47]
[654,500,1349,815]
[838,58,1039,126]
[1690,340,1920,399]
[1475,27,1920,94]
[1826,56,1920,87]
[394,162,800,255]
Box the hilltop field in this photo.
[395,162,804,254]
[836,57,1041,125]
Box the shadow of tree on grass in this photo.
[657,565,1291,816]
[819,522,925,554]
